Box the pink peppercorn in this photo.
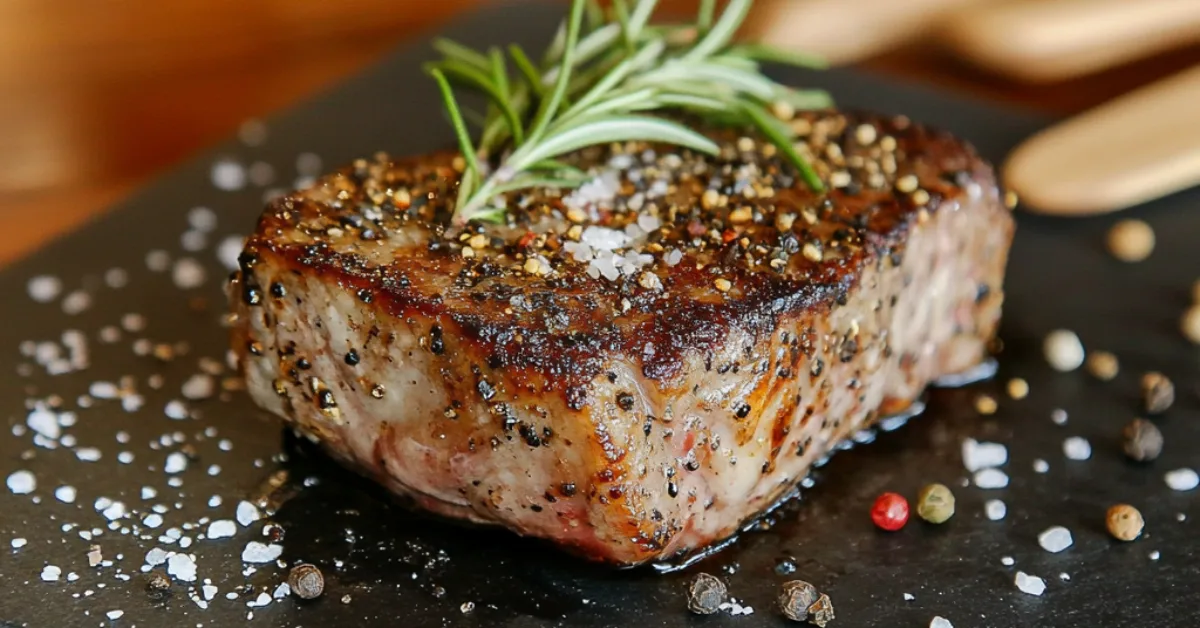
[871,492,909,531]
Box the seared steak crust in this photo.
[230,111,1013,565]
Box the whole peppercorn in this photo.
[288,563,325,600]
[1122,418,1163,462]
[916,483,956,524]
[686,573,726,615]
[1106,504,1145,541]
[778,580,819,622]
[1140,372,1174,414]
[144,571,171,599]
[807,593,835,627]
[871,492,910,531]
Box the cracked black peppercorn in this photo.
[1122,418,1163,462]
[288,563,325,600]
[686,573,726,615]
[778,580,818,622]
[145,571,171,598]
[807,593,835,626]
[344,350,359,366]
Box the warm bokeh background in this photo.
[2,0,1198,266]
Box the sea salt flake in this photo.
[27,409,61,439]
[102,501,127,521]
[1063,436,1092,460]
[1149,550,1161,560]
[89,381,119,399]
[12,538,27,549]
[1038,526,1073,553]
[241,541,283,564]
[207,520,237,539]
[167,553,197,582]
[143,514,164,529]
[985,499,1007,520]
[903,593,915,601]
[164,400,189,420]
[118,451,134,464]
[1033,459,1049,473]
[41,565,62,582]
[1165,468,1199,491]
[974,468,1009,489]
[106,610,124,620]
[164,452,188,474]
[931,617,953,628]
[141,487,157,500]
[962,438,1007,471]
[1015,571,1046,596]
[273,583,291,598]
[76,447,102,462]
[27,275,63,303]
[1001,556,1015,566]
[7,470,36,494]
[208,495,222,508]
[236,501,261,526]
[55,486,76,503]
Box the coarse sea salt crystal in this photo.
[208,496,222,508]
[76,447,101,462]
[931,617,953,628]
[164,452,188,474]
[1165,468,1199,491]
[27,409,60,439]
[55,486,76,503]
[974,468,1009,489]
[241,542,283,564]
[167,553,197,582]
[7,470,36,494]
[1038,526,1073,553]
[273,583,291,599]
[41,565,62,582]
[236,501,260,526]
[89,381,119,399]
[1033,459,1049,474]
[27,275,63,303]
[962,438,1008,471]
[985,500,1007,521]
[207,520,237,539]
[172,258,206,289]
[106,610,124,620]
[211,159,247,191]
[164,400,188,420]
[247,592,273,608]
[1001,556,1015,566]
[1063,437,1091,460]
[12,538,27,549]
[1015,571,1046,596]
[143,514,164,529]
[217,236,245,271]
[1149,550,1161,560]
[102,502,127,521]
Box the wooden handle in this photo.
[742,0,993,65]
[1004,64,1200,216]
[942,0,1200,82]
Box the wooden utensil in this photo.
[1004,64,1200,216]
[942,0,1200,82]
[742,0,993,65]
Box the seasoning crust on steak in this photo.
[229,111,1014,566]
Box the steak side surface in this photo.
[229,111,1013,566]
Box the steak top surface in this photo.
[231,110,1014,565]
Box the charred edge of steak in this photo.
[234,111,1003,406]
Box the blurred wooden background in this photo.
[2,0,1198,266]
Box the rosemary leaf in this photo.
[432,38,490,71]
[508,45,545,97]
[741,101,824,192]
[726,43,828,69]
[426,61,525,145]
[684,0,751,61]
[527,0,587,146]
[512,115,719,170]
[427,68,479,181]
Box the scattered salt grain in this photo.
[167,553,197,582]
[147,250,171,271]
[164,452,188,474]
[89,381,119,399]
[181,375,215,400]
[1033,459,1049,474]
[145,548,169,567]
[211,159,247,191]
[1164,468,1199,491]
[143,514,164,529]
[203,585,219,601]
[208,496,222,508]
[1015,571,1046,596]
[962,438,1008,472]
[118,451,134,464]
[181,230,207,252]
[207,520,237,539]
[27,409,60,439]
[985,500,1007,521]
[241,541,283,564]
[172,258,206,289]
[903,593,915,601]
[55,486,76,503]
[1001,556,1015,566]
[7,470,36,494]
[106,610,124,620]
[931,617,953,628]
[102,501,127,521]
[236,501,260,526]
[27,275,63,303]
[141,487,157,500]
[41,565,62,582]
[974,468,1009,489]
[61,290,91,315]
[207,465,221,476]
[76,447,101,462]
[1063,437,1092,460]
[249,162,275,187]
[1038,526,1074,553]
[1149,550,1161,560]
[1059,573,1071,581]
[296,152,322,176]
[120,313,146,332]
[217,236,245,271]
[164,400,189,420]
[273,583,291,599]
[188,206,218,232]
[104,268,129,289]
[247,592,272,608]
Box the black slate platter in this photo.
[2,2,1198,627]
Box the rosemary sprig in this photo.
[426,0,831,225]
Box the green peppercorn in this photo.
[916,483,956,524]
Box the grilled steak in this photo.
[229,111,1013,566]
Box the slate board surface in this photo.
[2,2,1198,626]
